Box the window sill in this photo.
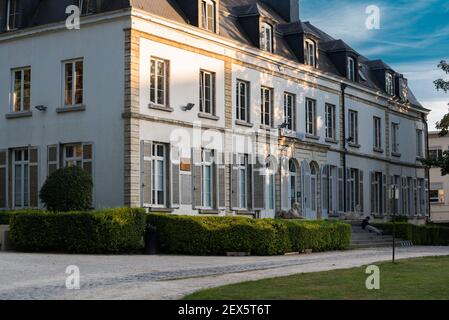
[373,148,384,154]
[147,207,174,213]
[235,210,256,216]
[416,156,425,162]
[325,138,338,144]
[259,124,273,131]
[392,152,402,158]
[56,105,86,113]
[235,120,254,128]
[148,104,174,112]
[198,113,219,121]
[198,209,221,215]
[5,111,33,119]
[348,142,361,149]
[306,134,320,141]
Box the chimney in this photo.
[261,0,300,23]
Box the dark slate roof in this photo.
[0,0,425,110]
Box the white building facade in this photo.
[0,0,430,222]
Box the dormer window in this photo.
[6,0,19,31]
[201,0,216,32]
[347,57,356,81]
[305,39,316,67]
[385,72,394,95]
[260,22,273,52]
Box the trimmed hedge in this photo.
[0,210,43,225]
[148,214,351,256]
[373,223,449,246]
[10,208,146,253]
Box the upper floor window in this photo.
[63,59,83,107]
[385,72,394,95]
[325,103,336,140]
[6,0,19,31]
[260,22,273,52]
[429,148,443,161]
[150,57,169,107]
[305,39,316,67]
[373,117,382,150]
[347,57,356,81]
[283,92,295,131]
[199,70,216,115]
[236,80,249,122]
[416,129,424,158]
[11,67,31,113]
[348,110,359,145]
[260,87,273,127]
[201,0,216,32]
[391,122,400,155]
[305,98,317,136]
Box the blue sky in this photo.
[301,0,449,130]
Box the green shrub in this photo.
[373,223,449,246]
[148,214,351,256]
[280,220,351,252]
[10,208,146,253]
[0,210,43,225]
[40,166,93,212]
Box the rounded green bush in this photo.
[40,166,93,212]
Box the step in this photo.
[350,243,392,249]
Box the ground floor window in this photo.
[371,172,385,215]
[13,149,29,208]
[201,149,214,209]
[289,160,298,208]
[348,168,363,213]
[430,183,444,204]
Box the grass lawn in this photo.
[184,256,449,300]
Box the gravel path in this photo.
[0,246,448,300]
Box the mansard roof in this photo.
[0,0,425,110]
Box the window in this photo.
[416,129,424,158]
[61,143,93,175]
[201,149,214,208]
[289,160,298,208]
[6,0,19,30]
[63,59,83,106]
[260,22,273,52]
[199,70,215,115]
[430,183,444,204]
[201,0,216,32]
[13,149,29,208]
[371,172,384,215]
[11,68,31,112]
[260,87,272,127]
[150,58,168,107]
[305,98,317,136]
[373,117,382,150]
[305,39,316,67]
[265,162,275,210]
[347,57,356,81]
[236,80,249,122]
[348,110,358,145]
[151,143,166,206]
[325,103,336,140]
[237,154,248,209]
[385,72,394,95]
[348,168,363,213]
[429,148,443,161]
[283,93,295,131]
[391,123,400,154]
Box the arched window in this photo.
[305,39,316,67]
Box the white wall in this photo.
[0,19,129,208]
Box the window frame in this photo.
[236,79,250,122]
[416,129,424,158]
[201,149,214,209]
[150,143,167,207]
[201,0,217,33]
[305,39,316,67]
[347,56,356,81]
[260,22,273,53]
[348,110,359,145]
[236,153,248,209]
[391,122,400,154]
[10,67,31,113]
[150,57,169,107]
[12,149,29,209]
[62,59,84,107]
[199,70,216,116]
[6,0,19,31]
[283,92,296,131]
[305,98,317,136]
[385,72,394,95]
[325,103,336,140]
[373,116,382,150]
[260,86,273,127]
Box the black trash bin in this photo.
[145,225,159,255]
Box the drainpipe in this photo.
[423,113,431,223]
[341,83,348,214]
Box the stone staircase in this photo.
[348,220,395,249]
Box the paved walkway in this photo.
[0,246,448,300]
